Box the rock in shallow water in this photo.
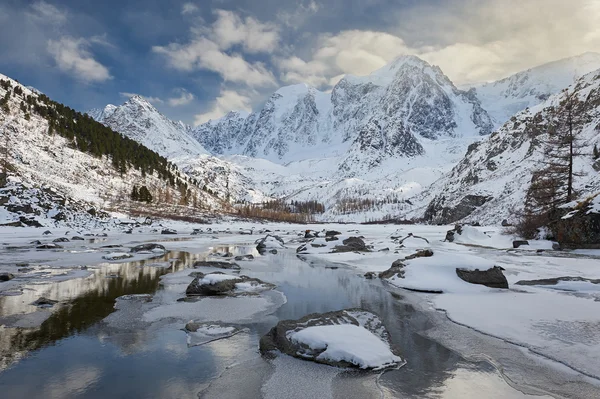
[259,309,402,370]
[193,260,241,270]
[185,272,275,296]
[184,322,244,346]
[32,297,58,307]
[130,243,166,253]
[332,237,370,253]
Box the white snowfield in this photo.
[289,324,402,370]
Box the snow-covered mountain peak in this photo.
[192,54,492,166]
[88,97,208,161]
[471,52,600,127]
[343,54,446,87]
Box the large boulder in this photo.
[161,228,178,235]
[332,237,370,253]
[259,309,402,370]
[0,273,15,282]
[455,266,509,289]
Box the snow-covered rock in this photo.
[259,309,402,370]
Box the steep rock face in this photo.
[418,69,600,225]
[192,56,493,169]
[470,52,600,127]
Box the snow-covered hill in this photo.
[416,68,600,225]
[469,52,600,128]
[0,73,225,227]
[192,56,493,172]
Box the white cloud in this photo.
[277,1,320,29]
[153,9,279,88]
[167,88,195,106]
[47,37,112,83]
[181,2,199,15]
[153,36,276,87]
[276,0,600,88]
[194,90,252,125]
[89,33,115,48]
[27,1,67,26]
[119,92,164,104]
[276,30,413,86]
[212,9,279,53]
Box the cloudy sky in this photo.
[1,0,600,125]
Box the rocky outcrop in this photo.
[424,195,493,225]
[455,266,509,289]
[551,195,600,249]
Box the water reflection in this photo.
[0,251,201,371]
[0,244,540,399]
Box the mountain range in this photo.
[3,52,600,225]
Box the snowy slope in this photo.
[469,52,600,127]
[414,68,600,225]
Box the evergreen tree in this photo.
[131,186,139,201]
[139,185,153,203]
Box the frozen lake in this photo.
[0,224,598,398]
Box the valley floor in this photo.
[0,221,599,398]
